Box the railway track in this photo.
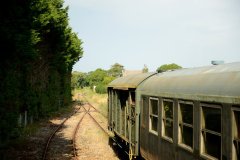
[82,98,134,159]
[81,94,108,119]
[42,104,83,160]
[81,101,130,160]
[73,101,117,160]
[72,106,90,160]
[87,102,108,119]
[42,98,112,160]
[84,102,111,136]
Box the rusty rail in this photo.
[72,106,90,160]
[42,105,82,160]
[81,94,108,119]
[42,96,109,160]
[85,106,110,136]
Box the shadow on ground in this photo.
[0,120,73,160]
[108,137,144,160]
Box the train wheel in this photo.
[129,146,133,160]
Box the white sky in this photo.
[64,0,240,72]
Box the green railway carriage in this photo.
[108,72,156,158]
[108,62,240,160]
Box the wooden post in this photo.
[30,116,33,124]
[18,113,22,127]
[24,111,27,127]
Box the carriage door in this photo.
[128,91,136,153]
[118,90,128,137]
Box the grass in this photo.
[2,88,108,157]
[20,88,105,139]
[72,87,108,117]
[7,102,76,147]
[12,88,107,144]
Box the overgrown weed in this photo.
[73,87,108,117]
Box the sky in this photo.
[64,0,240,72]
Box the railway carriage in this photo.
[108,72,156,158]
[108,62,240,160]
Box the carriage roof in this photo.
[108,72,156,90]
[137,62,240,104]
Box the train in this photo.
[107,62,240,160]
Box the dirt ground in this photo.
[75,110,118,160]
[1,99,122,160]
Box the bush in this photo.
[95,84,107,94]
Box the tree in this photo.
[86,69,108,87]
[156,63,182,73]
[108,63,124,77]
[71,71,88,89]
[0,0,83,145]
[103,76,115,85]
[94,75,115,94]
[142,64,149,73]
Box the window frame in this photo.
[149,97,159,135]
[162,99,174,142]
[200,103,222,160]
[178,100,194,152]
[232,106,240,160]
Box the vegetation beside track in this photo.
[0,0,83,146]
[72,87,108,117]
[71,63,124,94]
[1,89,109,159]
[0,101,78,160]
[7,102,76,145]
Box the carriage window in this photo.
[149,97,159,135]
[201,105,221,160]
[233,108,240,160]
[162,100,174,140]
[179,102,193,150]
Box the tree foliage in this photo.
[156,63,182,73]
[86,69,108,87]
[72,63,124,94]
[108,63,124,77]
[0,0,83,145]
[71,71,88,89]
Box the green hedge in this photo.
[0,0,83,146]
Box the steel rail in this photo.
[85,105,110,136]
[78,95,130,159]
[83,97,132,159]
[83,103,127,157]
[42,105,82,160]
[81,94,108,119]
[87,102,108,119]
[72,106,90,160]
